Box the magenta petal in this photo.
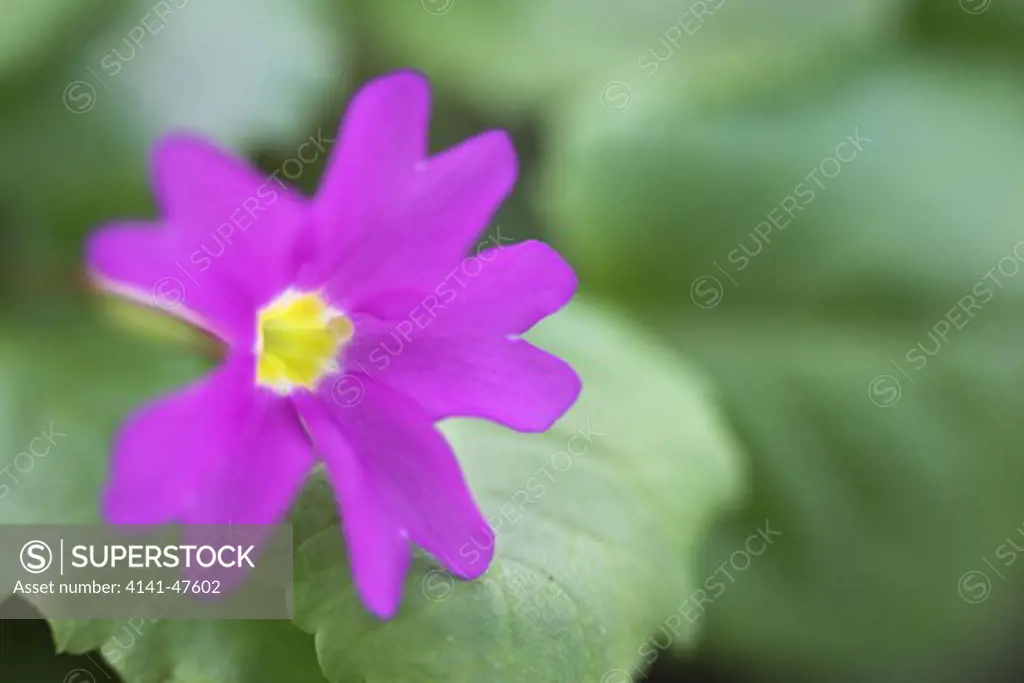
[182,393,313,526]
[86,222,253,344]
[314,131,517,310]
[294,393,411,618]
[358,240,577,335]
[311,71,430,258]
[150,135,308,307]
[301,383,494,580]
[103,353,256,525]
[348,328,581,433]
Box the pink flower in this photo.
[85,71,580,618]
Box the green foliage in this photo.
[0,0,96,84]
[542,57,1024,672]
[1,301,745,682]
[349,0,909,115]
[913,0,1024,53]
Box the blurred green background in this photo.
[4,0,1024,681]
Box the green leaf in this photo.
[2,299,745,682]
[53,620,327,683]
[0,0,96,84]
[913,0,1024,55]
[669,315,1024,673]
[290,299,746,682]
[350,0,909,115]
[541,57,1024,672]
[544,56,1024,313]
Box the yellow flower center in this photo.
[255,290,353,393]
